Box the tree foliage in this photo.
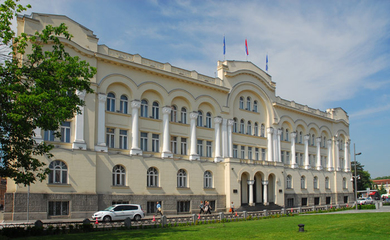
[374,176,390,180]
[0,0,96,185]
[351,161,372,192]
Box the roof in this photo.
[372,179,390,185]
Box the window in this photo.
[152,101,159,119]
[325,177,330,189]
[254,123,258,136]
[299,132,303,144]
[147,167,158,187]
[340,140,343,150]
[233,145,238,158]
[248,147,253,160]
[286,151,290,164]
[181,107,187,124]
[119,130,128,149]
[255,148,259,160]
[177,169,187,188]
[301,198,307,206]
[171,136,177,154]
[197,111,203,127]
[314,177,318,189]
[261,124,265,137]
[141,99,148,117]
[48,201,69,216]
[253,100,258,112]
[323,137,326,148]
[49,160,68,184]
[241,146,245,159]
[112,165,125,186]
[311,134,315,146]
[152,134,159,152]
[343,177,347,189]
[140,132,148,151]
[240,119,245,133]
[301,176,306,189]
[233,118,237,133]
[197,140,203,156]
[261,148,266,160]
[120,95,128,114]
[106,128,115,148]
[181,138,187,155]
[206,141,212,157]
[326,197,331,205]
[204,171,213,188]
[287,198,294,207]
[60,122,71,143]
[314,197,320,206]
[285,129,289,141]
[106,92,115,112]
[44,130,55,141]
[171,105,177,122]
[299,154,304,166]
[281,151,285,163]
[177,201,190,213]
[206,112,212,128]
[344,196,348,204]
[247,97,251,111]
[286,175,292,189]
[280,128,284,141]
[239,97,244,109]
[247,121,252,135]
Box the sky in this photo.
[14,0,390,178]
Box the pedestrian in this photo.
[230,201,235,213]
[205,201,212,214]
[155,201,163,216]
[199,201,205,214]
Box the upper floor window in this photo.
[285,129,289,141]
[147,167,159,187]
[233,145,238,158]
[255,148,259,160]
[119,130,128,149]
[181,138,187,155]
[254,123,258,136]
[204,171,212,188]
[197,140,203,156]
[177,169,187,188]
[206,112,212,128]
[246,97,251,111]
[311,134,315,146]
[261,148,266,160]
[280,128,284,141]
[44,130,55,141]
[49,160,68,184]
[206,141,212,157]
[325,177,330,189]
[141,99,148,118]
[171,105,177,122]
[181,107,187,124]
[120,95,128,114]
[233,118,237,133]
[140,132,148,151]
[197,111,203,127]
[323,137,326,148]
[247,121,252,135]
[240,119,245,133]
[106,92,115,112]
[260,124,265,137]
[171,136,177,154]
[314,177,318,189]
[248,147,253,160]
[239,97,244,109]
[253,100,258,112]
[286,175,292,189]
[152,134,160,152]
[60,122,71,143]
[301,176,306,189]
[241,146,245,159]
[106,128,115,148]
[152,101,159,119]
[299,132,303,144]
[343,177,347,189]
[112,165,125,186]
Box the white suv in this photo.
[92,204,145,222]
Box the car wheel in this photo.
[134,215,141,221]
[103,216,111,222]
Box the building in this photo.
[4,13,353,220]
[372,179,390,196]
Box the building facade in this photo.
[4,13,353,220]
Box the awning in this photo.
[369,192,376,196]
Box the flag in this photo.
[245,39,249,55]
[223,36,226,55]
[266,54,268,71]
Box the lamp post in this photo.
[353,143,361,210]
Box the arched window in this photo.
[301,176,306,189]
[152,101,159,119]
[177,169,187,188]
[141,99,148,118]
[254,123,259,136]
[247,97,251,111]
[106,92,115,112]
[204,171,213,188]
[280,128,284,141]
[197,111,203,127]
[325,177,330,189]
[181,107,187,124]
[343,177,347,189]
[112,165,125,186]
[323,137,326,148]
[247,121,252,135]
[147,167,159,187]
[340,140,343,150]
[206,112,212,128]
[240,119,245,133]
[253,100,258,112]
[171,105,177,122]
[286,175,292,189]
[311,134,315,146]
[239,97,244,109]
[314,176,318,189]
[285,129,289,141]
[49,160,68,184]
[261,124,265,137]
[119,95,128,114]
[233,118,237,133]
[299,132,303,143]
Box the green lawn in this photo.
[25,213,390,240]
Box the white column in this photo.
[263,180,269,205]
[72,90,87,150]
[291,132,298,168]
[344,140,350,172]
[267,127,274,161]
[214,117,223,162]
[189,111,199,161]
[273,128,278,162]
[248,180,255,206]
[304,135,310,169]
[33,127,43,144]
[227,119,234,158]
[161,106,173,159]
[277,129,282,162]
[335,140,340,171]
[94,93,108,152]
[130,100,142,155]
[327,139,334,171]
[316,137,322,170]
[222,119,228,158]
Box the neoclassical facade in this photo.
[4,13,353,220]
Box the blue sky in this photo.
[17,0,390,178]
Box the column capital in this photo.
[98,93,107,102]
[267,127,274,134]
[131,100,141,109]
[214,116,223,124]
[316,137,322,143]
[335,140,340,146]
[327,139,332,144]
[227,119,234,126]
[76,90,86,99]
[262,180,269,185]
[277,129,282,135]
[291,131,297,138]
[162,106,172,114]
[189,111,198,119]
[304,135,310,141]
[247,180,255,185]
[345,140,350,146]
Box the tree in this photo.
[0,0,96,185]
[378,183,387,195]
[351,161,372,193]
[374,176,390,180]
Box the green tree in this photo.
[351,161,372,193]
[374,176,390,180]
[0,0,96,185]
[378,183,387,195]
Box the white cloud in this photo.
[349,104,390,119]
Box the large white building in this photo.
[5,13,353,220]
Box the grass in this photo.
[23,213,390,240]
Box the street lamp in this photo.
[353,143,362,210]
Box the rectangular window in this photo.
[281,151,285,163]
[286,151,290,164]
[147,201,162,214]
[206,141,212,157]
[180,138,187,155]
[106,128,115,148]
[301,198,307,206]
[140,132,148,151]
[171,136,177,154]
[152,134,160,152]
[60,122,71,143]
[48,201,69,216]
[287,198,294,207]
[344,196,348,204]
[177,201,190,213]
[300,154,304,166]
[255,148,259,160]
[44,130,55,141]
[241,146,245,159]
[261,148,266,160]
[197,140,203,156]
[112,200,129,205]
[233,145,238,158]
[314,197,320,206]
[119,130,128,149]
[326,197,331,205]
[248,147,252,160]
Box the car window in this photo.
[114,206,125,211]
[129,205,138,210]
[104,206,115,211]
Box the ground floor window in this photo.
[326,197,331,205]
[147,201,162,214]
[48,201,69,216]
[287,198,294,207]
[112,200,129,205]
[301,198,307,206]
[177,201,190,213]
[314,197,320,206]
[344,196,348,203]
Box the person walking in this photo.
[230,201,235,214]
[205,201,212,214]
[155,201,163,216]
[199,201,205,214]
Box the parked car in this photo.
[357,197,374,205]
[92,204,145,222]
